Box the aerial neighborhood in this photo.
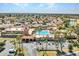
[0,13,79,56]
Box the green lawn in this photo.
[0,38,16,42]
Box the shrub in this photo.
[0,42,5,46]
[68,44,73,53]
[56,50,62,56]
[0,46,5,52]
[61,51,66,55]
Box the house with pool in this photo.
[21,28,53,42]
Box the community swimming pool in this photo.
[36,30,50,35]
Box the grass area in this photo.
[63,47,79,53]
[0,38,16,42]
[73,47,79,51]
[37,51,57,56]
[15,44,26,56]
[37,47,79,56]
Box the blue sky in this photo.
[0,3,79,14]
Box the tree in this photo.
[64,20,70,28]
[75,26,79,42]
[8,14,11,17]
[40,38,48,56]
[2,20,5,23]
[58,37,66,53]
[16,35,24,56]
[68,44,73,53]
[56,50,62,56]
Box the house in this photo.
[1,27,24,38]
[69,19,77,27]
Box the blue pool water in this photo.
[36,30,50,35]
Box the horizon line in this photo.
[0,12,79,14]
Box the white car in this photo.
[8,48,16,53]
[63,53,76,56]
[63,51,79,56]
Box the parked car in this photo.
[63,53,76,56]
[74,51,79,56]
[8,48,16,53]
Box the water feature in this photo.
[36,30,50,35]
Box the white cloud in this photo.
[14,3,29,6]
[13,3,29,9]
[46,3,55,8]
[39,4,44,7]
[38,3,55,8]
[13,3,55,9]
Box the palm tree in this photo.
[16,35,24,56]
[55,30,66,54]
[38,37,48,56]
[16,35,20,55]
[54,31,59,49]
[42,38,48,56]
[54,31,62,56]
[59,37,65,52]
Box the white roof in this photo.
[28,28,35,35]
[5,27,24,31]
[35,34,53,38]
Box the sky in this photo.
[0,3,79,14]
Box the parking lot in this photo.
[0,40,14,56]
